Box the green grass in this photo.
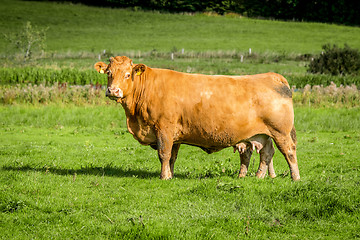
[1,105,360,239]
[295,107,360,132]
[1,0,360,87]
[1,0,360,59]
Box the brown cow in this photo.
[94,56,300,181]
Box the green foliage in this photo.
[3,21,48,62]
[308,44,360,76]
[0,67,106,85]
[0,105,360,238]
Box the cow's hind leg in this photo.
[170,144,181,177]
[268,157,276,178]
[272,132,300,181]
[238,147,253,178]
[256,137,275,179]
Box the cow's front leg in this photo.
[157,132,174,180]
[170,144,181,177]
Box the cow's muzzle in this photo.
[106,87,123,99]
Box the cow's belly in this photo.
[181,130,246,148]
[178,111,269,148]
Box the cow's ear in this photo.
[133,64,146,76]
[94,62,107,74]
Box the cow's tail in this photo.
[290,125,297,145]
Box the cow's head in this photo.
[95,56,143,101]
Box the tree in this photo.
[4,21,48,62]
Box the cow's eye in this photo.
[106,70,112,77]
[125,72,131,79]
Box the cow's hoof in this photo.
[291,173,300,181]
[269,173,277,179]
[256,171,266,179]
[160,174,173,180]
[238,172,247,178]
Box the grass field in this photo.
[1,0,360,54]
[1,0,360,88]
[1,0,360,76]
[1,105,360,239]
[1,0,360,238]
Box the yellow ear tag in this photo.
[100,69,104,74]
[137,71,141,76]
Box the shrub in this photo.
[308,44,360,76]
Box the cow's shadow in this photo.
[2,165,190,179]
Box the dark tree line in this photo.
[35,0,360,25]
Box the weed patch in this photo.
[293,82,360,107]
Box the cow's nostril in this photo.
[106,87,123,98]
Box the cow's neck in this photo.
[121,87,146,117]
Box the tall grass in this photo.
[1,82,359,107]
[293,82,360,108]
[0,83,110,105]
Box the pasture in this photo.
[1,105,360,239]
[1,0,360,89]
[1,0,360,54]
[1,0,360,238]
